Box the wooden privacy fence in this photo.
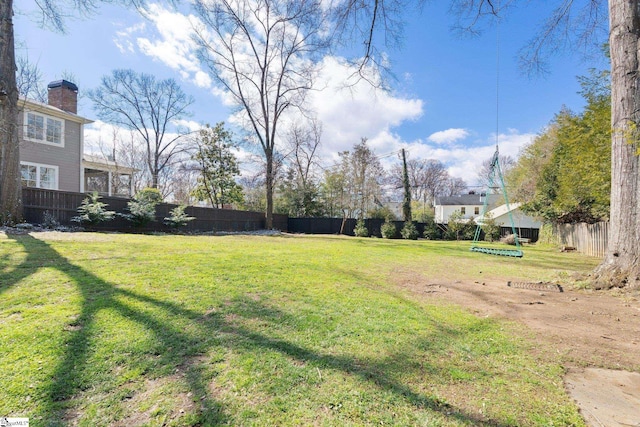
[288,218,434,238]
[288,218,540,242]
[553,222,609,258]
[287,218,418,237]
[22,188,288,232]
[21,188,542,241]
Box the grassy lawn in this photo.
[0,232,599,426]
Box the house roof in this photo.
[434,193,501,207]
[19,98,93,125]
[83,154,138,174]
[475,202,522,223]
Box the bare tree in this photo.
[285,118,322,191]
[238,172,266,212]
[444,176,467,197]
[320,158,350,219]
[113,130,149,194]
[401,148,411,221]
[391,158,451,205]
[16,56,47,102]
[329,0,409,74]
[454,0,639,287]
[277,117,323,215]
[15,56,85,106]
[515,1,608,75]
[166,164,200,205]
[88,69,194,190]
[477,153,515,192]
[192,0,328,228]
[344,138,385,219]
[419,159,451,203]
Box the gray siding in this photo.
[19,110,82,192]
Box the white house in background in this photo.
[434,193,501,224]
[474,202,542,230]
[19,80,135,197]
[434,193,541,230]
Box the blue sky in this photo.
[14,0,609,185]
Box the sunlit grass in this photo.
[0,232,597,426]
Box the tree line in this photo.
[506,68,611,225]
[15,63,467,218]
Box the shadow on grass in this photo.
[4,233,513,426]
[3,233,227,425]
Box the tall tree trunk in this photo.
[402,148,412,222]
[265,153,273,229]
[152,156,159,189]
[594,0,640,288]
[0,0,22,224]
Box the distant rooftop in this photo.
[435,193,501,207]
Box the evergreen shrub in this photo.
[121,188,162,227]
[380,220,397,239]
[354,219,369,237]
[401,221,419,240]
[72,192,115,225]
[164,205,195,228]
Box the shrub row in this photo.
[73,189,194,229]
[355,219,422,240]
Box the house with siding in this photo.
[434,193,501,224]
[474,201,542,230]
[434,192,542,241]
[19,80,135,197]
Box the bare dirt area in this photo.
[394,273,640,426]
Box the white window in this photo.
[25,112,65,146]
[20,162,58,190]
[21,164,37,187]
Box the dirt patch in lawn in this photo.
[392,270,640,426]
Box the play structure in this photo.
[470,3,523,258]
[470,148,523,258]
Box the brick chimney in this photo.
[47,80,78,114]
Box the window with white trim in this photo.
[25,111,65,146]
[20,162,58,190]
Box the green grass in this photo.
[0,232,598,426]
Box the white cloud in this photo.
[84,120,136,154]
[210,86,235,107]
[113,22,146,54]
[108,6,533,191]
[119,4,210,89]
[194,71,212,88]
[427,128,470,145]
[84,119,201,152]
[114,37,134,54]
[399,129,535,186]
[121,7,423,162]
[309,56,423,157]
[173,119,203,132]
